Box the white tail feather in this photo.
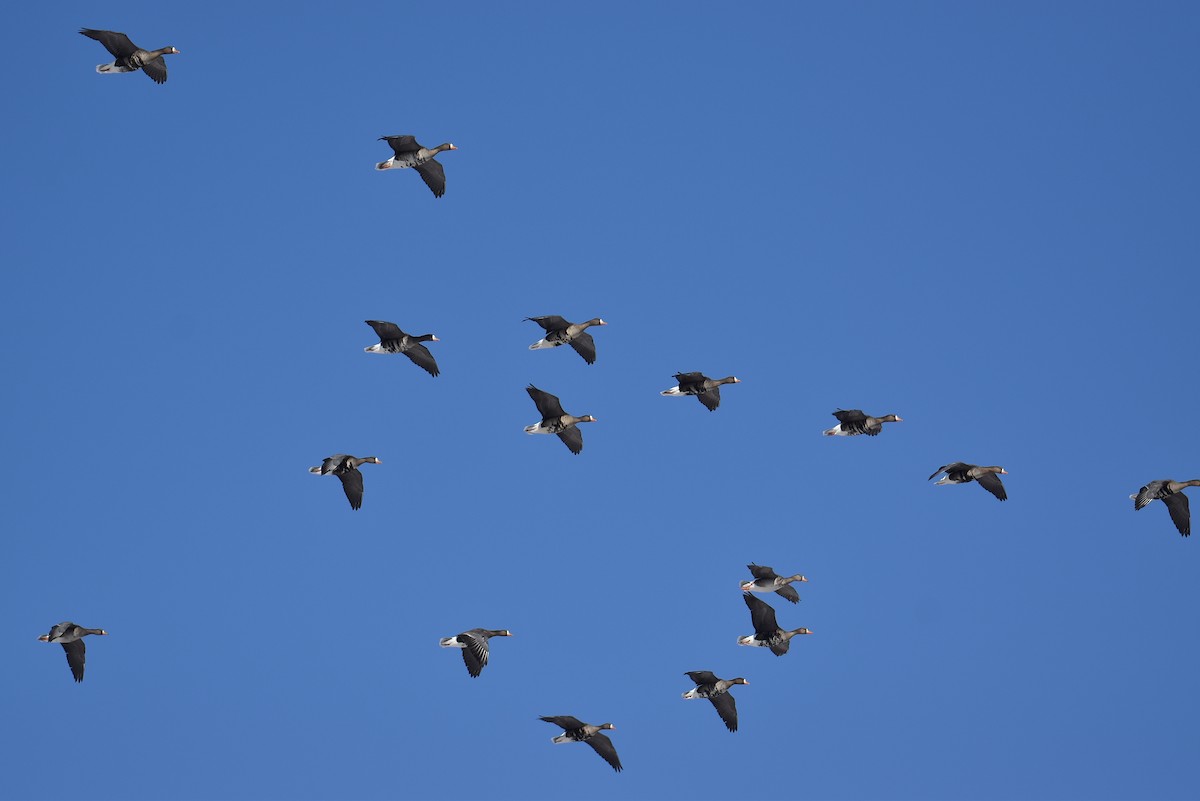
[661,386,683,396]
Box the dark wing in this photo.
[585,733,623,773]
[833,409,866,424]
[743,592,779,636]
[863,419,883,436]
[775,584,801,604]
[1163,492,1191,536]
[337,467,364,510]
[402,343,440,377]
[366,320,404,342]
[747,563,778,580]
[141,56,167,84]
[1133,481,1165,510]
[526,385,566,418]
[526,315,569,332]
[686,670,720,686]
[708,692,738,732]
[557,427,584,455]
[976,472,1008,501]
[414,160,446,198]
[80,29,138,58]
[62,640,86,683]
[381,135,420,155]
[696,386,721,411]
[928,462,969,481]
[459,632,489,677]
[673,372,706,387]
[540,715,585,730]
[568,332,597,365]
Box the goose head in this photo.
[731,678,750,685]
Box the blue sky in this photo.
[4,2,1200,799]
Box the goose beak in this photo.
[98,630,109,635]
[430,336,440,341]
[448,144,458,150]
[895,416,904,422]
[799,576,808,582]
[37,635,49,642]
[1000,469,1009,474]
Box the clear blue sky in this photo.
[4,2,1199,799]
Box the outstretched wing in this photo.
[557,427,583,455]
[414,159,446,198]
[80,29,138,58]
[673,372,706,387]
[62,640,86,683]
[769,638,791,656]
[743,592,779,636]
[403,343,440,377]
[708,692,738,732]
[1164,492,1191,536]
[1133,481,1165,510]
[366,319,404,343]
[337,468,364,510]
[775,584,801,604]
[459,632,490,677]
[568,332,597,365]
[696,386,721,411]
[747,563,777,580]
[929,463,969,481]
[540,715,585,730]
[685,670,720,686]
[976,472,1008,501]
[526,315,569,332]
[141,55,168,84]
[585,732,623,773]
[526,385,566,419]
[380,135,420,155]
[833,409,866,424]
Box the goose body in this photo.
[928,463,1008,501]
[363,320,440,376]
[539,716,622,772]
[524,316,607,365]
[737,592,811,656]
[80,29,178,84]
[661,372,740,411]
[682,671,748,732]
[524,385,596,455]
[38,622,107,682]
[823,409,902,437]
[1131,479,1199,536]
[376,135,457,197]
[439,629,512,677]
[308,454,382,510]
[740,563,807,604]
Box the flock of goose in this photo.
[41,27,1198,777]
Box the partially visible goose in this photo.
[737,592,811,656]
[524,385,596,455]
[79,29,179,84]
[376,135,457,197]
[928,463,1008,501]
[823,409,902,437]
[363,320,440,377]
[539,716,622,773]
[661,372,741,411]
[38,622,107,683]
[525,316,607,365]
[741,563,807,604]
[683,671,748,732]
[308,454,382,510]
[1132,479,1200,536]
[439,629,512,677]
